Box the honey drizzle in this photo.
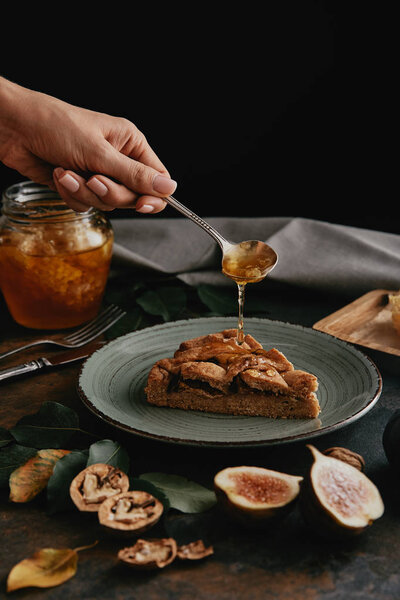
[222,241,276,345]
[237,283,246,344]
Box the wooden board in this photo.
[313,289,400,358]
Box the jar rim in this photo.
[1,180,96,223]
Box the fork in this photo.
[0,304,126,361]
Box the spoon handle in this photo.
[164,195,230,250]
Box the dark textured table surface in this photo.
[1,285,399,600]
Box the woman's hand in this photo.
[0,77,176,213]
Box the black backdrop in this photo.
[0,2,393,232]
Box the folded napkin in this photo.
[111,216,400,297]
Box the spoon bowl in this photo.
[221,240,278,284]
[164,195,278,344]
[164,196,278,282]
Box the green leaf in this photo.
[129,476,170,513]
[136,286,187,321]
[46,450,89,514]
[139,473,217,513]
[160,286,187,319]
[0,445,38,488]
[10,402,80,449]
[242,292,271,314]
[0,427,13,448]
[86,439,130,474]
[105,281,146,309]
[197,284,268,316]
[104,306,149,340]
[136,289,168,320]
[197,284,238,315]
[164,512,217,546]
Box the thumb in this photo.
[103,146,177,198]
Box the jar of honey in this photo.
[0,181,114,329]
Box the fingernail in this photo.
[58,173,80,193]
[87,177,108,197]
[136,204,155,213]
[153,175,177,195]
[53,167,64,178]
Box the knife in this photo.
[0,341,104,383]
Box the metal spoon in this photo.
[164,195,278,281]
[164,195,278,343]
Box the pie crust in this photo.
[145,329,320,419]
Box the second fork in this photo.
[0,304,126,361]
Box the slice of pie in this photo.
[145,329,320,419]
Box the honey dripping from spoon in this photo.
[161,195,278,346]
[222,241,278,344]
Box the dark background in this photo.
[0,2,393,232]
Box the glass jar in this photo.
[0,181,114,329]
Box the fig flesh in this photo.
[98,490,164,535]
[118,538,177,569]
[214,465,303,526]
[300,445,384,539]
[70,463,130,512]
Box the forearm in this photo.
[0,77,33,163]
[0,77,73,173]
[0,77,32,129]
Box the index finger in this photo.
[132,135,171,176]
[103,144,177,198]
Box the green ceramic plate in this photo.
[77,317,382,447]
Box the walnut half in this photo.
[177,540,214,560]
[323,447,365,472]
[118,537,214,569]
[70,463,130,512]
[98,491,164,535]
[118,538,177,569]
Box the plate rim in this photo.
[77,316,383,447]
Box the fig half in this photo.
[300,445,384,539]
[214,465,303,526]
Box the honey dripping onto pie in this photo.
[222,241,277,344]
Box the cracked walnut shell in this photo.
[177,540,214,560]
[118,538,177,569]
[70,463,130,512]
[98,490,164,535]
[323,447,365,471]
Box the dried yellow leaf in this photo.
[7,548,77,592]
[9,449,70,503]
[6,542,97,592]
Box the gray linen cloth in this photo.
[111,217,400,297]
